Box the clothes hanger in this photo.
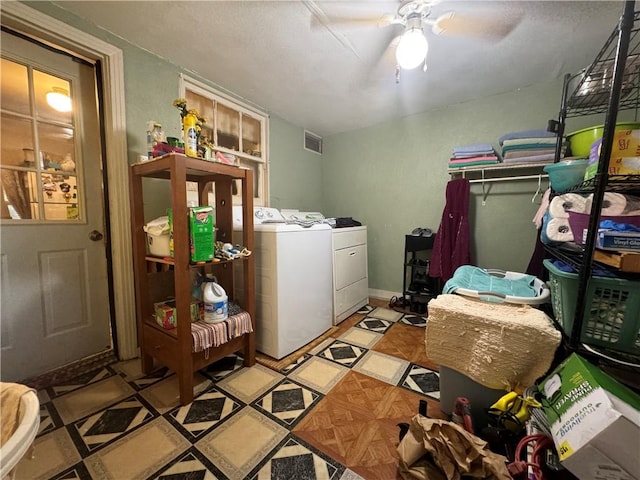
[531,174,542,204]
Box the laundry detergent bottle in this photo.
[202,276,228,323]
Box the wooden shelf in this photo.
[130,152,255,405]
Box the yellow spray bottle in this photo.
[183,110,199,157]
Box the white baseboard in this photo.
[368,288,400,302]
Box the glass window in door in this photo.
[1,58,80,221]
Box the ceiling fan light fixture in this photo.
[396,27,428,70]
[46,87,72,113]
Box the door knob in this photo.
[89,230,104,241]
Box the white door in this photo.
[0,30,112,381]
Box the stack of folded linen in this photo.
[498,129,563,164]
[449,143,500,168]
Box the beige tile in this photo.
[288,356,349,394]
[84,417,189,479]
[338,327,383,349]
[196,406,287,480]
[15,426,80,480]
[352,350,409,385]
[308,337,335,355]
[52,375,135,424]
[139,373,211,414]
[216,365,284,404]
[110,357,144,381]
[368,307,403,322]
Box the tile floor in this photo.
[16,304,445,480]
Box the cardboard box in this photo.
[609,129,640,175]
[189,206,215,262]
[540,354,640,480]
[154,299,202,329]
[167,207,216,262]
[597,230,640,252]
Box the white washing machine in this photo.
[233,206,333,359]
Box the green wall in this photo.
[322,80,567,293]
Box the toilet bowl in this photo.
[0,390,39,480]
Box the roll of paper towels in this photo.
[546,217,574,243]
[585,192,627,216]
[549,194,587,219]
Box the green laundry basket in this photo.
[544,259,640,355]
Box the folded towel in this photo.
[449,155,499,164]
[503,149,557,160]
[502,137,559,147]
[452,151,496,159]
[502,143,562,153]
[448,160,500,168]
[502,153,556,164]
[452,143,494,155]
[499,129,556,145]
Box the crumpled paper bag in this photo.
[397,415,511,480]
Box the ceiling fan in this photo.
[310,0,521,74]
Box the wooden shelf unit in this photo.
[129,153,255,405]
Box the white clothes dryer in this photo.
[233,206,333,359]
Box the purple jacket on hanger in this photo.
[429,178,472,283]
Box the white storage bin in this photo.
[144,216,171,257]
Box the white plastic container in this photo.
[143,216,170,257]
[203,276,228,323]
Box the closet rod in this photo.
[468,174,548,184]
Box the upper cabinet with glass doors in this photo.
[182,76,269,206]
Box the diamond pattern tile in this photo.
[201,354,244,381]
[400,365,440,399]
[253,379,321,427]
[168,388,242,439]
[154,448,224,479]
[131,366,173,390]
[72,396,155,454]
[50,368,113,397]
[355,317,393,333]
[400,314,427,327]
[317,340,366,367]
[248,436,343,479]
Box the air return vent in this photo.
[304,130,323,155]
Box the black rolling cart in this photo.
[402,234,439,313]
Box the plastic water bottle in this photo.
[202,276,228,323]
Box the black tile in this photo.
[184,397,227,423]
[82,407,142,436]
[271,388,305,413]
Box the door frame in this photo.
[1,3,137,360]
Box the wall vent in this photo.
[304,130,323,155]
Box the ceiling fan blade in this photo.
[310,13,398,30]
[431,12,522,40]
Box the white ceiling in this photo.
[52,1,628,137]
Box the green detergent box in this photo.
[540,354,640,480]
[189,206,215,262]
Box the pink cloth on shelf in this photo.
[191,311,253,353]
